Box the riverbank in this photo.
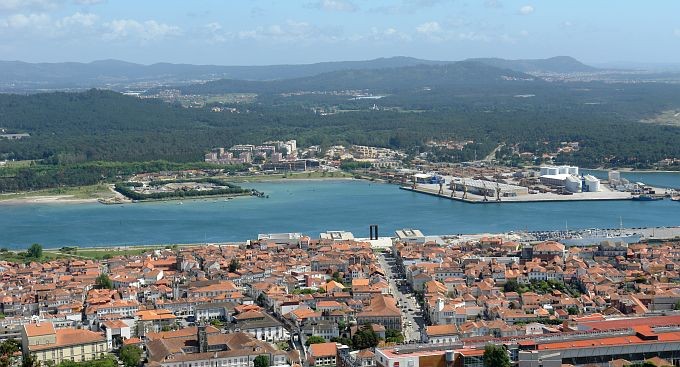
[0,184,115,205]
[4,223,677,262]
[0,172,355,205]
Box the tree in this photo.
[385,329,404,344]
[0,339,20,367]
[305,336,326,346]
[674,301,680,311]
[228,258,241,273]
[256,293,267,307]
[95,274,113,290]
[567,306,579,315]
[503,280,519,293]
[483,344,510,367]
[331,271,343,283]
[352,325,379,350]
[21,352,39,367]
[27,244,42,260]
[119,345,142,367]
[253,355,269,367]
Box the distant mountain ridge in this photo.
[0,56,595,92]
[174,61,538,95]
[464,56,598,73]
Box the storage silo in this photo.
[558,166,570,174]
[540,166,550,176]
[546,167,559,175]
[565,175,582,193]
[584,175,601,192]
[568,166,579,175]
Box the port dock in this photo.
[401,184,634,203]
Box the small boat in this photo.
[178,201,183,205]
[631,194,662,201]
[671,196,680,202]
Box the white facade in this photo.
[608,170,621,183]
[540,165,578,176]
[564,175,582,193]
[583,175,601,192]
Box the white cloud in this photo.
[675,28,680,38]
[519,5,534,15]
[416,21,441,35]
[103,19,181,42]
[73,0,105,4]
[312,0,356,12]
[519,30,529,37]
[457,31,491,42]
[0,0,59,12]
[236,20,341,43]
[57,11,97,28]
[352,26,411,42]
[0,12,50,29]
[0,12,101,39]
[370,0,452,14]
[484,0,502,8]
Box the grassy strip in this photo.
[0,183,115,201]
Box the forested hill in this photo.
[2,86,680,169]
[464,56,598,73]
[172,61,537,95]
[0,57,448,91]
[0,56,597,92]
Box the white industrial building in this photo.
[582,175,601,192]
[540,165,579,176]
[450,177,529,197]
[540,174,582,192]
[538,165,602,193]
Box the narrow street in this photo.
[377,250,425,343]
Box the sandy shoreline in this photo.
[0,195,98,205]
[0,177,357,206]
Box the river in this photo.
[1,177,679,248]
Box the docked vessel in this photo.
[631,194,662,201]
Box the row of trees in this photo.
[113,182,248,201]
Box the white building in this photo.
[583,175,601,192]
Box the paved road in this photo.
[377,250,425,343]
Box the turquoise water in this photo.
[0,179,679,248]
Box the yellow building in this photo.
[21,322,110,365]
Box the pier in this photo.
[401,184,634,204]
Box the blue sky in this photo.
[1,0,679,65]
